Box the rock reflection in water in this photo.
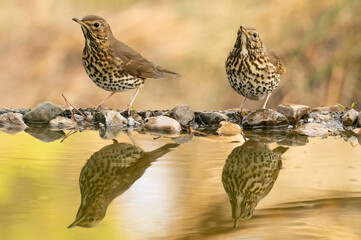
[68,139,179,228]
[222,139,288,227]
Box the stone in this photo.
[172,134,193,144]
[242,109,289,129]
[128,117,135,126]
[0,112,27,128]
[49,116,77,129]
[243,130,286,143]
[312,105,342,112]
[132,113,143,123]
[277,104,310,122]
[25,126,65,142]
[358,112,361,127]
[0,112,27,134]
[217,121,242,136]
[171,105,195,125]
[353,128,361,135]
[296,123,329,137]
[23,102,65,124]
[145,116,181,133]
[277,132,309,146]
[73,114,84,122]
[342,109,359,126]
[196,111,229,125]
[99,126,124,140]
[94,110,127,126]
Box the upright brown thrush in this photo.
[72,15,180,112]
[225,26,286,109]
[68,139,179,228]
[222,139,288,228]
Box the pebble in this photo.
[196,111,229,125]
[217,121,242,136]
[296,123,329,137]
[98,126,123,140]
[0,112,27,128]
[128,117,135,126]
[358,112,361,127]
[277,104,310,122]
[0,112,27,134]
[145,116,181,133]
[25,127,65,142]
[342,109,359,126]
[353,128,361,135]
[132,113,144,124]
[94,110,127,126]
[172,134,193,144]
[242,109,289,129]
[171,105,195,125]
[49,116,77,129]
[23,101,65,123]
[312,105,342,112]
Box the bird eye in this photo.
[253,32,258,38]
[88,218,95,222]
[94,22,100,28]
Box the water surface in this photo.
[0,130,360,240]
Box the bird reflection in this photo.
[68,139,178,228]
[222,139,288,227]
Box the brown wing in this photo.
[265,46,286,75]
[112,40,163,79]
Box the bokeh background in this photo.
[0,0,360,110]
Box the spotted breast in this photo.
[225,26,286,109]
[222,139,288,227]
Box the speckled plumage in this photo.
[68,140,178,228]
[222,140,288,227]
[73,15,180,110]
[225,26,286,108]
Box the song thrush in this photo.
[72,15,180,112]
[68,139,178,228]
[222,139,288,228]
[225,26,286,109]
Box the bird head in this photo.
[236,26,263,55]
[67,199,107,228]
[72,15,113,42]
[232,195,258,228]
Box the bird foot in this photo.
[121,105,131,116]
[95,104,105,110]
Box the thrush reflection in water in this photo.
[222,139,288,228]
[68,138,179,228]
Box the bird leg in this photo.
[127,132,139,148]
[96,92,116,110]
[61,94,91,123]
[262,93,271,109]
[122,87,142,115]
[239,97,247,112]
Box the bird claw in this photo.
[95,104,104,110]
[121,105,131,115]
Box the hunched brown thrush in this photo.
[73,15,180,112]
[225,26,286,109]
[222,139,288,228]
[68,139,179,228]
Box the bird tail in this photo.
[147,143,179,159]
[155,65,181,78]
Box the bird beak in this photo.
[72,17,86,26]
[67,218,81,229]
[240,26,248,35]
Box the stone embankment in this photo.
[1,102,361,145]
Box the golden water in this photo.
[0,130,360,240]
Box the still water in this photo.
[0,129,360,240]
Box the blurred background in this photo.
[0,0,360,110]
